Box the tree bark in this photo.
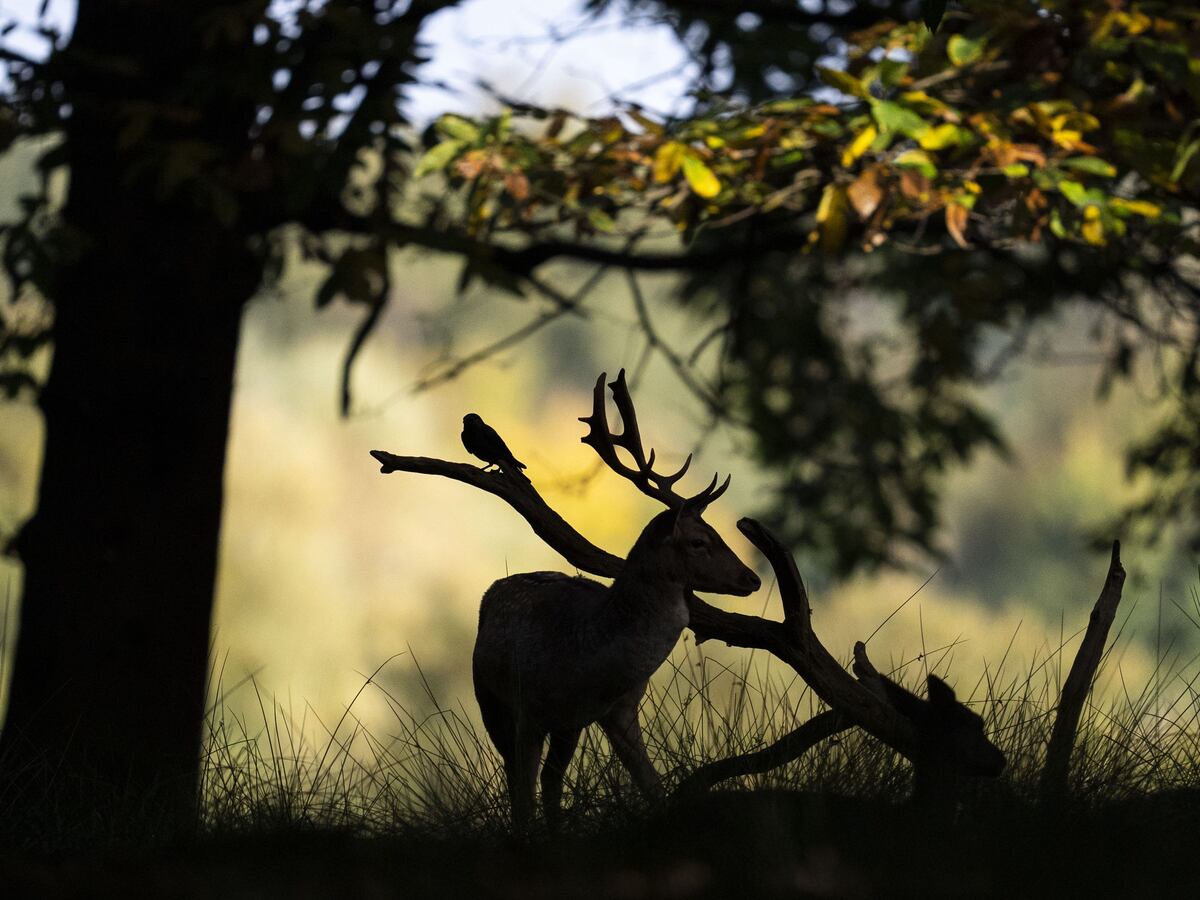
[0,1,261,825]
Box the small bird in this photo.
[461,413,529,482]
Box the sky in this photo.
[0,0,699,121]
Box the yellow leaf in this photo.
[653,141,686,183]
[681,153,721,198]
[815,183,850,254]
[916,123,967,150]
[816,65,869,99]
[1110,198,1161,218]
[1081,216,1106,245]
[841,124,878,168]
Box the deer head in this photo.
[879,674,1006,777]
[581,370,760,597]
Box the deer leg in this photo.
[600,689,661,797]
[507,720,544,828]
[540,727,582,827]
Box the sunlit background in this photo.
[1,0,1196,749]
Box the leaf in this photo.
[1002,163,1030,178]
[1081,205,1105,245]
[653,141,686,183]
[945,201,971,248]
[848,168,885,219]
[841,124,878,168]
[681,153,721,198]
[894,149,938,179]
[947,34,986,68]
[436,114,480,143]
[899,169,931,200]
[815,183,850,254]
[871,100,928,137]
[817,66,869,99]
[413,139,466,178]
[1059,156,1117,177]
[916,123,971,150]
[586,207,616,233]
[503,170,530,201]
[1057,180,1105,208]
[922,0,947,32]
[877,58,909,88]
[1109,198,1162,218]
[1170,137,1199,183]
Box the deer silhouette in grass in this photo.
[471,372,760,826]
[372,370,1008,827]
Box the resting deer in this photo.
[472,372,761,826]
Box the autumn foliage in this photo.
[414,1,1198,257]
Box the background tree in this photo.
[0,0,1196,831]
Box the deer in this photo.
[470,371,761,826]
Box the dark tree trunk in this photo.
[0,0,262,830]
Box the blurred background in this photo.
[1,0,1195,743]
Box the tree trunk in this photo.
[2,223,256,827]
[0,1,262,830]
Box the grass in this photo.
[6,600,1200,896]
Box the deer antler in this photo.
[579,369,729,510]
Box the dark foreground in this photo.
[4,790,1199,898]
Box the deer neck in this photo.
[602,557,690,649]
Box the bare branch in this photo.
[1040,540,1127,803]
[369,451,623,578]
[674,709,850,796]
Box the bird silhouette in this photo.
[462,413,529,482]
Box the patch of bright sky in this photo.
[1,0,699,123]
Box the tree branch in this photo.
[675,709,850,795]
[1039,540,1126,804]
[369,451,625,578]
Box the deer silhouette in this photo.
[472,372,760,826]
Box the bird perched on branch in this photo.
[462,413,529,482]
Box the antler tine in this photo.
[607,369,650,467]
[660,452,692,489]
[686,472,731,509]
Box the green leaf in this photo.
[1058,156,1118,177]
[436,114,480,143]
[1057,180,1088,206]
[877,58,909,88]
[1001,163,1030,178]
[871,100,928,138]
[817,65,869,99]
[681,153,722,198]
[1049,208,1067,238]
[894,149,938,179]
[1057,180,1105,208]
[413,139,466,178]
[1171,137,1200,183]
[947,34,986,67]
[586,207,616,232]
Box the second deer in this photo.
[472,371,760,826]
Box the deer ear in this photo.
[926,674,957,708]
